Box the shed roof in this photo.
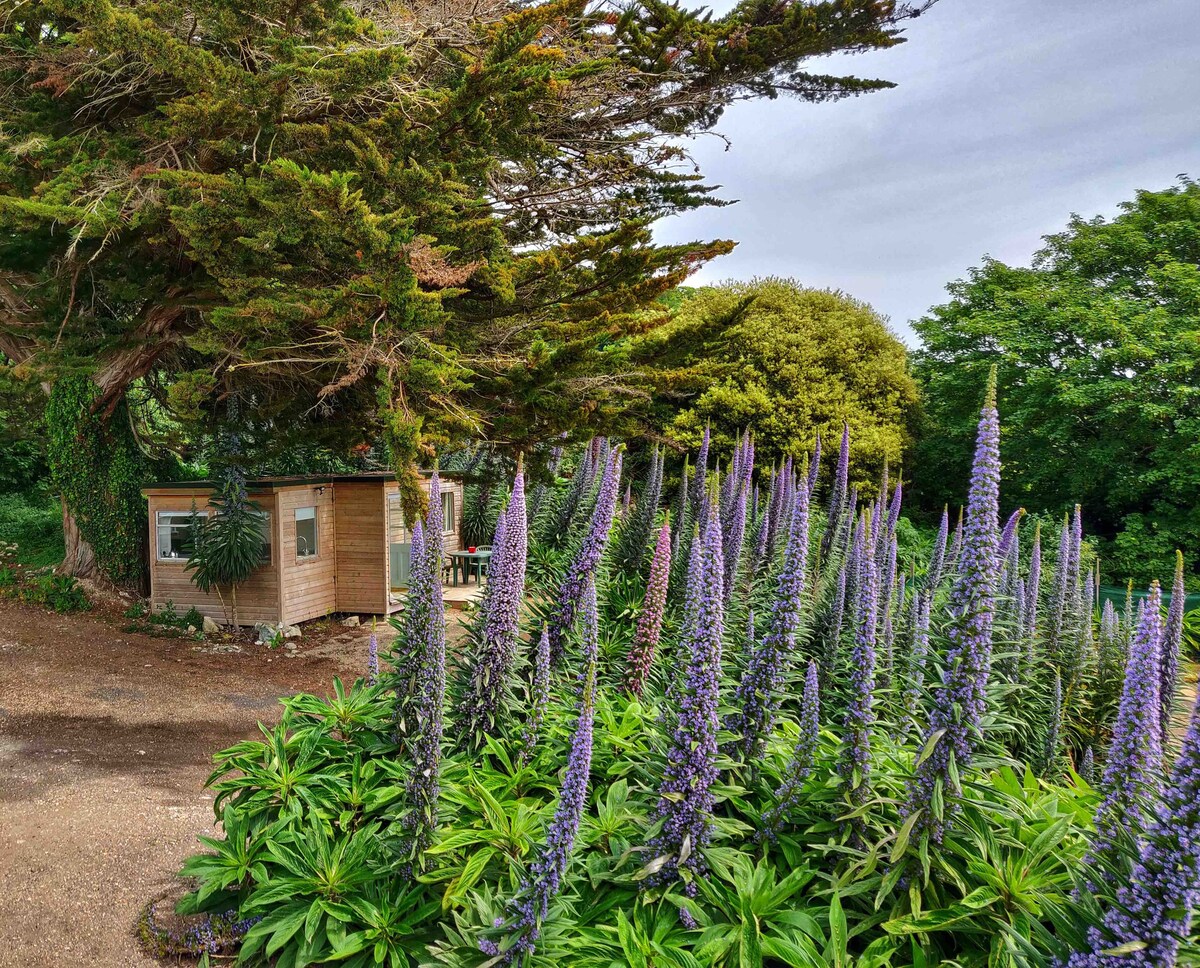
[142,470,460,492]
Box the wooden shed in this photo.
[142,473,465,627]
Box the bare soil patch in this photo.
[0,598,380,967]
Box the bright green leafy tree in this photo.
[911,179,1200,588]
[632,279,919,493]
[0,0,927,582]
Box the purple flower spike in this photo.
[1085,584,1164,886]
[625,522,673,698]
[823,423,850,555]
[546,447,623,662]
[925,505,950,592]
[998,508,1024,559]
[396,471,447,863]
[728,478,811,761]
[949,506,964,573]
[805,433,822,500]
[1161,550,1186,746]
[1025,521,1042,642]
[842,512,879,824]
[1066,685,1200,967]
[907,375,1001,839]
[647,497,724,893]
[764,660,821,834]
[501,581,599,962]
[367,631,379,685]
[461,470,528,743]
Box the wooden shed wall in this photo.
[332,482,389,614]
[278,484,338,625]
[145,475,464,626]
[145,488,282,626]
[381,477,465,590]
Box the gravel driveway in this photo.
[0,600,376,967]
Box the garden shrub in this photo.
[160,397,1199,966]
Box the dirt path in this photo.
[0,600,378,968]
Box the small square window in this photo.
[296,506,319,558]
[441,492,455,534]
[156,511,201,561]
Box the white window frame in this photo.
[441,491,455,534]
[156,510,205,562]
[295,506,319,559]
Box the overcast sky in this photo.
[654,0,1200,344]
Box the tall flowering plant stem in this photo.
[517,630,552,769]
[1067,686,1200,967]
[908,374,1001,840]
[805,432,822,500]
[1024,520,1042,643]
[842,511,879,833]
[461,469,528,746]
[728,480,810,763]
[1085,585,1164,886]
[646,498,724,903]
[396,469,447,865]
[1161,549,1185,746]
[925,506,949,592]
[624,521,673,698]
[546,446,623,663]
[822,422,850,557]
[494,581,600,963]
[764,660,821,835]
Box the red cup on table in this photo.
[468,546,476,553]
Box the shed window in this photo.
[442,492,455,533]
[296,506,319,558]
[157,511,201,561]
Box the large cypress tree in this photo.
[0,0,927,577]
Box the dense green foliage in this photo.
[0,0,925,520]
[45,376,157,586]
[158,429,1192,967]
[912,180,1200,588]
[634,280,918,491]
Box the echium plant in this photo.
[822,422,850,557]
[545,446,622,662]
[1067,687,1200,967]
[925,505,950,592]
[727,479,810,762]
[1084,586,1164,886]
[841,511,879,832]
[624,521,673,698]
[908,374,1000,840]
[763,660,821,836]
[1161,550,1185,745]
[398,470,447,863]
[492,579,600,963]
[612,446,663,573]
[646,497,724,910]
[518,630,552,769]
[461,469,528,745]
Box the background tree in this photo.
[0,0,927,584]
[632,279,919,493]
[911,179,1200,589]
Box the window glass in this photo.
[441,492,455,533]
[156,511,200,560]
[296,506,319,557]
[255,511,272,563]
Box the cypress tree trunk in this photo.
[57,497,98,580]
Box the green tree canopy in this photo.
[633,278,918,492]
[0,0,925,529]
[911,179,1200,588]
